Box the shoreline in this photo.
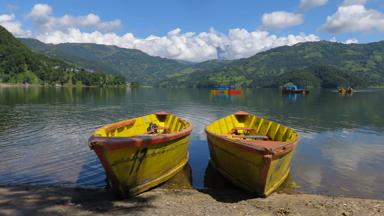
[0,186,382,215]
[0,83,127,88]
[1,82,384,90]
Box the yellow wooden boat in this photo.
[205,111,299,197]
[88,112,192,197]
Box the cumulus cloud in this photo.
[300,0,328,10]
[26,3,121,33]
[322,4,384,33]
[342,0,367,6]
[0,14,14,22]
[27,3,52,17]
[0,14,29,36]
[344,38,359,44]
[261,11,304,29]
[218,29,319,59]
[1,3,320,62]
[35,28,319,62]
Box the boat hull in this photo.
[205,112,298,197]
[89,112,192,197]
[282,89,309,94]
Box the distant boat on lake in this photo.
[338,87,353,95]
[282,84,309,94]
[88,112,192,197]
[210,85,242,95]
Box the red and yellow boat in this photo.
[205,111,299,197]
[88,112,192,197]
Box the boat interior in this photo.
[93,112,190,138]
[206,112,298,143]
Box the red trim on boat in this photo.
[154,111,170,116]
[205,112,299,157]
[259,154,272,196]
[206,130,298,157]
[207,132,269,154]
[92,145,120,191]
[88,112,192,151]
[89,129,192,151]
[234,111,250,116]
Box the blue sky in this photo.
[0,0,383,61]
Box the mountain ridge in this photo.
[18,36,384,88]
[19,38,190,85]
[160,40,384,88]
[0,25,125,86]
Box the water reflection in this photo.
[0,87,383,198]
[204,162,237,190]
[284,92,307,101]
[160,164,193,189]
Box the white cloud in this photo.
[26,3,121,33]
[322,5,384,33]
[0,14,29,36]
[35,28,319,62]
[344,38,359,44]
[218,29,319,60]
[322,139,384,173]
[1,3,320,62]
[300,0,328,10]
[342,0,367,6]
[0,14,14,22]
[28,3,52,17]
[261,11,304,29]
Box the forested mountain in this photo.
[160,41,384,88]
[19,38,188,85]
[0,26,125,86]
[16,33,384,88]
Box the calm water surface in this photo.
[0,87,383,199]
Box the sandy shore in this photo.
[0,186,383,216]
[0,83,20,87]
[0,83,40,88]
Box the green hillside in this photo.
[0,26,125,86]
[18,36,384,88]
[19,38,189,85]
[160,41,384,88]
[158,59,232,87]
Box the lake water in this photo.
[0,87,383,199]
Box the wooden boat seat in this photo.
[228,135,269,140]
[241,140,287,149]
[223,134,269,140]
[229,127,254,135]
